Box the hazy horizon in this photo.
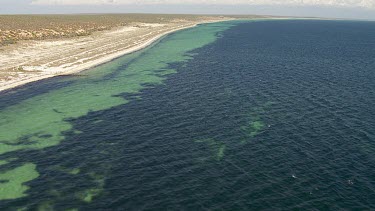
[1,0,375,20]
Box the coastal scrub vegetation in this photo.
[0,14,266,46]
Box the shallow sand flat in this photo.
[0,17,231,92]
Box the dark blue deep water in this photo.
[2,20,375,210]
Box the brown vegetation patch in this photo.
[0,14,239,46]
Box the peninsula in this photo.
[0,14,264,92]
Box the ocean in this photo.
[1,20,375,210]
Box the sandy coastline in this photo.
[0,18,232,93]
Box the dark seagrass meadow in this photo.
[1,20,375,210]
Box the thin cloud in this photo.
[31,0,375,9]
[31,0,117,5]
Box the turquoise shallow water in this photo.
[1,20,375,210]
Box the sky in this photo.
[1,0,375,20]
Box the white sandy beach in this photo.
[0,17,232,92]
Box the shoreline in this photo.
[0,19,230,93]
